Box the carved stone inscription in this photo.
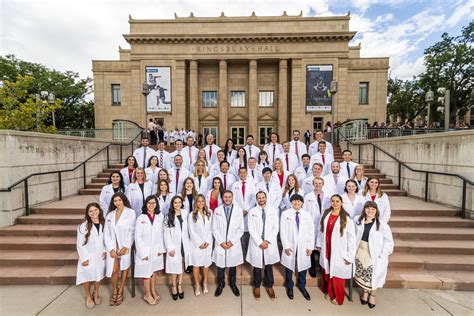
[194,45,280,54]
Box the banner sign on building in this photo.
[306,65,333,112]
[145,66,172,112]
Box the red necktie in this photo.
[286,154,289,171]
[209,146,213,161]
[295,142,299,158]
[322,154,325,165]
[273,144,276,163]
[242,181,246,198]
[175,169,180,192]
[224,174,227,190]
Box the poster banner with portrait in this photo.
[145,66,172,112]
[306,65,333,112]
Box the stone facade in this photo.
[93,12,389,145]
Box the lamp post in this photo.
[425,89,434,127]
[142,81,151,128]
[35,91,56,129]
[330,80,338,144]
[437,87,450,131]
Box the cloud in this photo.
[349,0,410,13]
[390,56,426,79]
[445,0,474,27]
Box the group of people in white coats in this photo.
[77,129,394,309]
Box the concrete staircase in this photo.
[0,148,473,290]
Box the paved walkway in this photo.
[1,285,473,315]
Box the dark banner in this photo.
[306,65,333,112]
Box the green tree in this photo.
[0,55,94,129]
[0,75,62,132]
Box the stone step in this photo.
[16,214,83,226]
[86,183,107,189]
[109,163,124,169]
[386,268,474,291]
[0,224,77,237]
[394,239,474,255]
[0,250,77,266]
[31,207,84,215]
[391,227,474,240]
[103,168,121,173]
[364,172,386,178]
[79,188,101,195]
[389,253,474,271]
[98,172,112,178]
[384,189,407,196]
[391,208,460,217]
[92,177,109,183]
[0,236,76,250]
[390,216,474,228]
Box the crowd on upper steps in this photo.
[76,128,394,310]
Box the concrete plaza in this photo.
[1,285,473,316]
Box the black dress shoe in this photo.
[184,266,192,274]
[214,286,224,297]
[178,291,184,299]
[298,287,311,301]
[286,287,294,300]
[308,267,316,278]
[230,283,240,297]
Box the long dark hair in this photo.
[236,147,248,169]
[108,192,132,214]
[211,177,224,199]
[107,171,125,192]
[166,195,184,228]
[192,194,211,223]
[320,194,350,237]
[82,202,105,246]
[123,155,138,168]
[357,201,381,230]
[180,177,197,200]
[142,195,160,215]
[156,179,170,195]
[147,155,159,168]
[224,138,236,160]
[258,150,269,165]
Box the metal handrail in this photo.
[0,130,143,216]
[336,128,473,218]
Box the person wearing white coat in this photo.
[323,162,349,196]
[342,179,366,218]
[289,130,308,164]
[215,161,237,191]
[294,154,312,186]
[276,142,299,173]
[204,134,221,165]
[316,194,356,306]
[280,175,305,214]
[164,196,190,300]
[155,141,171,169]
[99,172,127,213]
[181,177,198,215]
[263,132,283,164]
[272,158,289,189]
[120,155,137,187]
[354,201,394,309]
[247,157,263,184]
[169,155,191,194]
[133,137,156,169]
[212,191,244,297]
[193,160,209,195]
[308,131,334,156]
[280,194,314,301]
[144,156,161,186]
[256,168,282,210]
[353,164,368,194]
[104,193,136,306]
[244,135,261,160]
[362,177,392,223]
[76,202,106,309]
[126,168,154,218]
[188,195,213,296]
[246,191,279,300]
[155,179,174,217]
[134,196,166,305]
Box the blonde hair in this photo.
[193,159,209,177]
[132,167,148,183]
[283,174,301,196]
[352,164,366,180]
[362,177,383,198]
[273,158,284,172]
[197,149,209,166]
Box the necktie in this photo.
[209,145,213,161]
[198,175,202,188]
[295,142,299,158]
[160,152,163,168]
[175,169,180,192]
[143,147,146,168]
[317,193,322,213]
[295,212,300,231]
[224,174,227,190]
[189,147,192,162]
[346,164,351,178]
[225,206,230,221]
[272,144,276,163]
[334,174,338,185]
[242,181,246,198]
[285,154,289,171]
[322,154,325,165]
[252,170,255,178]
[304,166,308,174]
[261,208,266,240]
[249,146,252,157]
[266,182,269,192]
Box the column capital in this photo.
[249,59,257,69]
[219,60,227,69]
[279,59,288,68]
[189,60,198,70]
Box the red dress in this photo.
[277,172,284,187]
[370,194,376,202]
[209,195,218,212]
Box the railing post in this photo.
[372,145,376,168]
[83,164,87,189]
[424,173,429,202]
[358,144,361,164]
[461,180,467,219]
[398,162,402,190]
[58,172,63,200]
[107,146,110,169]
[24,179,30,216]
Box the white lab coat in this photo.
[276,152,299,173]
[157,193,174,217]
[310,153,334,176]
[104,207,136,277]
[225,149,238,165]
[340,161,358,179]
[322,173,349,196]
[272,170,289,189]
[182,194,195,214]
[294,166,312,186]
[354,177,368,194]
[184,146,199,167]
[164,211,190,274]
[231,179,257,231]
[342,193,366,219]
[280,188,306,212]
[256,162,272,175]
[134,213,166,278]
[231,158,247,176]
[204,144,221,165]
[133,147,156,169]
[280,208,315,272]
[247,168,263,184]
[244,144,260,160]
[263,143,283,164]
[304,191,331,246]
[126,181,155,217]
[168,167,191,194]
[187,211,213,267]
[76,222,106,285]
[120,167,134,187]
[362,193,392,223]
[212,204,245,268]
[154,150,171,169]
[99,184,126,212]
[354,220,394,289]
[208,162,222,179]
[290,140,307,163]
[169,150,191,169]
[255,180,282,210]
[145,166,161,186]
[216,172,236,191]
[193,175,209,195]
[316,214,356,279]
[246,205,280,268]
[308,140,334,156]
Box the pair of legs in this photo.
[82,281,101,305]
[193,266,209,287]
[361,289,377,305]
[216,266,236,288]
[321,268,346,305]
[110,258,128,305]
[253,265,274,288]
[284,268,306,289]
[142,272,160,302]
[171,259,185,295]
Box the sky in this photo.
[0,0,473,83]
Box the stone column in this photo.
[189,60,199,132]
[278,59,288,139]
[174,60,186,129]
[248,60,258,137]
[218,60,228,145]
[290,59,302,136]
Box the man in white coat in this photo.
[155,141,171,169]
[212,191,244,297]
[169,139,190,169]
[247,157,263,183]
[323,161,348,196]
[247,191,279,300]
[339,150,358,179]
[309,141,333,175]
[169,155,191,194]
[280,194,314,300]
[308,130,334,156]
[204,134,221,165]
[244,134,261,160]
[301,162,324,195]
[294,154,312,186]
[215,161,236,191]
[289,130,308,164]
[256,168,282,210]
[276,141,299,173]
[263,132,283,164]
[208,150,226,179]
[184,136,199,168]
[133,136,156,169]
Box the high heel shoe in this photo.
[194,285,201,296]
[171,285,178,301]
[178,283,184,299]
[368,293,376,309]
[360,290,368,305]
[203,283,209,295]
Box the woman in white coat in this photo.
[164,196,190,300]
[134,195,166,305]
[223,138,238,165]
[181,177,198,215]
[231,147,247,176]
[361,177,391,223]
[352,164,368,193]
[99,172,127,213]
[280,174,305,213]
[280,194,314,300]
[193,159,209,195]
[120,155,137,187]
[155,179,174,217]
[316,194,356,306]
[257,150,272,174]
[145,156,161,186]
[126,168,154,218]
[188,194,213,296]
[341,179,365,218]
[104,193,136,306]
[76,202,106,309]
[272,158,289,189]
[354,201,394,309]
[206,177,223,212]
